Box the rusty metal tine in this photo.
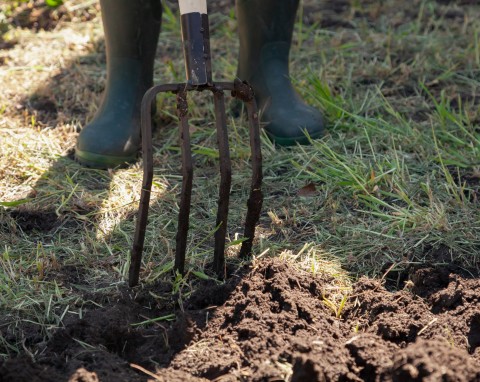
[239,94,263,259]
[212,90,232,279]
[175,90,193,276]
[129,82,262,286]
[129,87,158,287]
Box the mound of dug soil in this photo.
[1,259,479,381]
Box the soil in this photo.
[1,259,479,382]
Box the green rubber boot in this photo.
[75,0,162,169]
[236,0,324,146]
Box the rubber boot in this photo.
[236,0,324,146]
[75,0,162,168]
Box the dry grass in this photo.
[1,0,479,359]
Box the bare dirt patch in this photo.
[1,259,479,381]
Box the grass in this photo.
[1,0,479,361]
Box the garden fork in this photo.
[128,0,263,287]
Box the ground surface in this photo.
[1,0,479,381]
[1,259,480,381]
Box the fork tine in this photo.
[129,88,157,287]
[175,90,193,276]
[239,93,263,259]
[130,81,262,287]
[212,90,232,279]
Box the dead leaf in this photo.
[298,183,318,197]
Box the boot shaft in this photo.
[236,0,300,81]
[100,0,162,90]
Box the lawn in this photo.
[0,0,479,380]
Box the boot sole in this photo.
[75,149,138,170]
[266,130,323,146]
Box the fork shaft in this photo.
[179,0,212,85]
